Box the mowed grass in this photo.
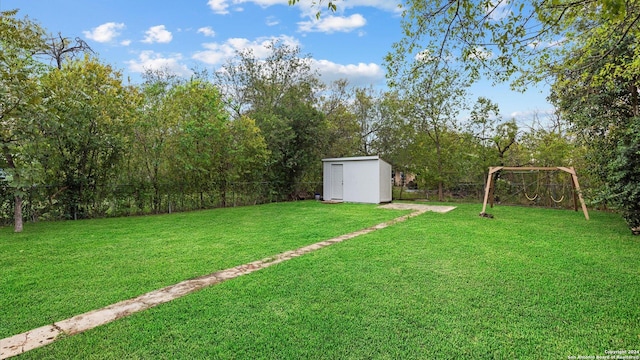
[0,201,410,339]
[6,202,640,359]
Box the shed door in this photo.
[331,164,343,200]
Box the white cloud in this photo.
[208,0,230,14]
[142,25,173,44]
[192,35,300,65]
[415,49,436,63]
[334,0,400,12]
[467,46,493,60]
[239,0,288,7]
[311,59,384,86]
[83,22,125,43]
[487,0,511,21]
[298,14,366,33]
[197,26,216,37]
[191,31,383,86]
[207,0,250,14]
[126,51,192,76]
[297,0,401,18]
[527,37,566,49]
[208,0,400,19]
[120,39,132,46]
[266,16,280,26]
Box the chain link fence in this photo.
[1,177,593,227]
[0,181,323,226]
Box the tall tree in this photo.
[550,29,640,233]
[128,69,180,212]
[402,68,469,201]
[225,115,270,198]
[317,79,360,158]
[467,97,518,170]
[39,56,138,219]
[38,33,93,70]
[165,77,231,207]
[352,87,387,156]
[215,39,321,118]
[385,0,640,88]
[215,40,327,198]
[252,93,327,198]
[128,70,269,211]
[0,10,47,232]
[374,91,415,177]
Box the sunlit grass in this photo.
[5,202,640,358]
[0,201,408,338]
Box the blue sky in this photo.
[3,0,553,121]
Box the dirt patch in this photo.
[378,203,456,213]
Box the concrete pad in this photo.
[378,203,456,213]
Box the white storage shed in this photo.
[322,156,393,204]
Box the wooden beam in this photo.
[570,175,579,212]
[559,166,589,220]
[557,166,576,176]
[481,170,494,214]
[497,166,561,171]
[479,166,590,220]
[568,168,589,220]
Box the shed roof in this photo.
[322,156,382,162]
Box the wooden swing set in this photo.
[481,166,590,220]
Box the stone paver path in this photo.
[0,204,455,359]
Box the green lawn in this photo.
[0,201,409,339]
[4,202,640,359]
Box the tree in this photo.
[225,115,270,200]
[0,10,47,232]
[39,56,138,219]
[38,33,93,70]
[287,0,339,18]
[386,0,640,88]
[215,39,321,119]
[402,69,469,201]
[215,40,327,199]
[374,91,415,182]
[608,122,640,234]
[518,116,575,168]
[165,77,231,207]
[550,28,640,233]
[467,97,518,169]
[127,69,180,212]
[128,70,269,211]
[352,87,388,156]
[317,79,361,158]
[252,93,327,198]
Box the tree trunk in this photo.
[14,195,24,233]
[3,150,24,232]
[436,142,444,202]
[630,84,638,117]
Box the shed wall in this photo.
[378,160,392,202]
[343,160,379,203]
[322,156,392,204]
[322,161,335,200]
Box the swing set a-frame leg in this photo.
[559,167,590,220]
[481,167,502,215]
[480,166,589,220]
